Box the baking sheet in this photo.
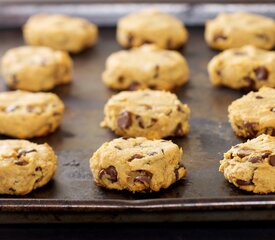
[0,27,274,223]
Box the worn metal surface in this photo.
[0,27,274,223]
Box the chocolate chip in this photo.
[114,146,122,150]
[9,188,16,193]
[128,154,144,162]
[263,127,275,136]
[174,123,184,136]
[255,95,263,99]
[166,110,172,116]
[153,65,159,79]
[236,179,253,186]
[166,38,173,49]
[99,166,118,183]
[174,164,185,181]
[161,149,165,155]
[248,155,262,163]
[271,108,275,112]
[236,148,255,158]
[127,81,140,90]
[53,112,61,116]
[244,121,258,137]
[6,105,18,112]
[268,155,275,166]
[243,76,255,91]
[149,84,157,90]
[15,160,29,166]
[213,34,227,42]
[148,152,158,156]
[254,67,269,80]
[17,149,37,158]
[135,115,144,129]
[35,166,42,171]
[118,76,124,83]
[261,151,272,159]
[133,170,152,187]
[117,111,132,129]
[147,118,158,128]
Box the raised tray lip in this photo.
[0,197,275,212]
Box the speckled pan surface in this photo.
[0,27,274,223]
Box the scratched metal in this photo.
[0,27,274,223]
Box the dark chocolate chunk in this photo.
[261,151,272,159]
[117,111,132,129]
[15,160,29,166]
[263,127,275,136]
[114,146,122,150]
[248,155,262,163]
[135,115,144,129]
[236,148,255,158]
[127,81,140,90]
[243,76,255,91]
[213,34,227,42]
[254,67,269,81]
[174,123,184,136]
[147,118,158,128]
[148,152,158,156]
[143,40,152,44]
[244,121,258,137]
[255,95,263,99]
[99,166,118,183]
[128,154,144,162]
[35,166,42,171]
[216,70,222,76]
[236,179,253,186]
[17,149,37,158]
[149,84,157,90]
[177,105,184,113]
[133,170,152,187]
[268,155,275,166]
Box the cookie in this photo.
[101,90,190,139]
[23,14,98,53]
[208,45,275,90]
[1,46,72,92]
[0,140,57,195]
[205,12,275,50]
[0,91,64,139]
[228,87,275,139]
[102,44,189,91]
[117,9,188,49]
[90,137,186,192]
[219,134,275,194]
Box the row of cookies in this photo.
[0,14,99,195]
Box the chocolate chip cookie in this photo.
[23,14,98,53]
[205,12,275,50]
[208,45,275,90]
[1,46,72,92]
[101,90,190,139]
[90,137,186,192]
[0,91,64,139]
[102,44,189,91]
[117,9,188,49]
[0,140,57,195]
[228,87,275,138]
[220,134,275,194]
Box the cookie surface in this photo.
[0,91,64,139]
[90,137,186,192]
[208,46,275,90]
[102,44,189,91]
[205,12,275,50]
[0,140,57,195]
[228,87,275,138]
[101,90,190,139]
[220,134,275,194]
[117,9,188,49]
[1,46,72,92]
[23,14,98,53]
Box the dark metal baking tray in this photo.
[0,25,275,223]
